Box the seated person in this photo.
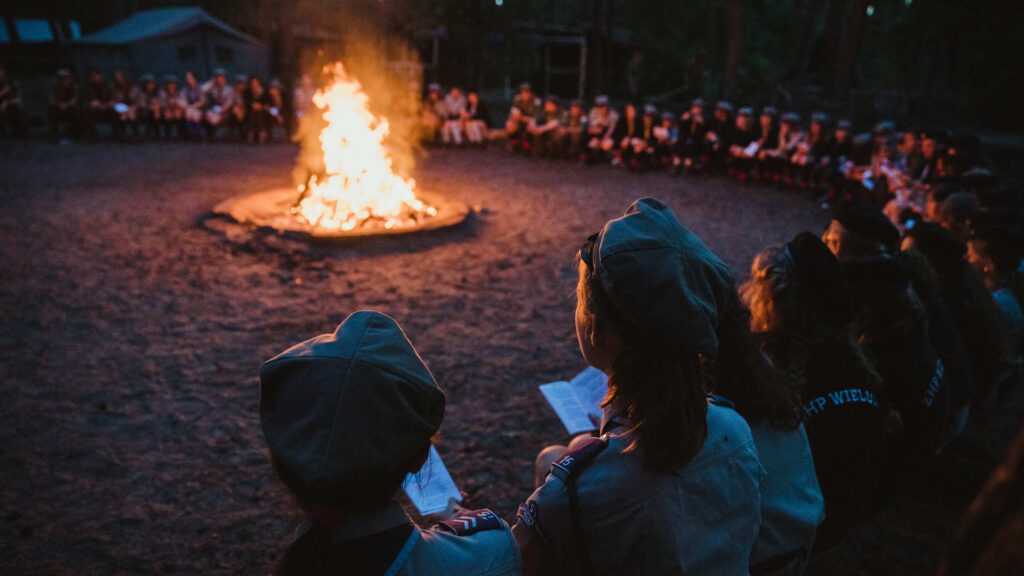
[527,96,565,157]
[791,112,829,191]
[752,107,779,180]
[260,311,520,575]
[180,71,206,140]
[420,83,444,144]
[228,74,249,140]
[610,102,641,167]
[245,76,272,144]
[651,111,678,169]
[462,89,490,145]
[441,86,467,146]
[704,100,733,173]
[49,68,79,140]
[0,65,27,137]
[202,68,234,138]
[82,69,112,139]
[515,198,765,575]
[133,73,162,138]
[267,79,286,132]
[743,233,888,553]
[505,82,540,152]
[728,107,758,181]
[583,95,618,164]
[677,98,708,172]
[760,112,803,186]
[563,99,588,159]
[159,75,185,139]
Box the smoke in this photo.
[292,28,423,189]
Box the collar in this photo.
[328,500,413,543]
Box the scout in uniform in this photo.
[267,79,286,139]
[610,102,640,167]
[728,107,757,182]
[160,75,185,139]
[441,86,467,146]
[462,89,490,146]
[743,233,888,554]
[109,70,136,140]
[0,65,27,137]
[704,100,734,174]
[49,68,79,140]
[564,100,588,160]
[228,74,249,140]
[81,69,111,139]
[506,82,541,153]
[677,98,707,172]
[584,95,618,164]
[791,112,829,191]
[202,68,233,138]
[421,83,444,144]
[528,96,566,158]
[760,112,803,186]
[133,73,163,138]
[514,198,765,575]
[753,106,778,181]
[652,111,677,170]
[179,71,206,140]
[261,310,521,576]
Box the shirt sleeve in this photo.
[516,472,573,562]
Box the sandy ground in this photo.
[0,142,983,574]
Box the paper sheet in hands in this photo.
[403,446,462,516]
[539,367,609,435]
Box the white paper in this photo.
[743,142,760,157]
[539,367,608,435]
[113,103,129,114]
[403,446,462,515]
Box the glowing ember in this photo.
[294,63,436,231]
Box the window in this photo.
[178,44,197,62]
[215,45,234,64]
[14,19,54,43]
[68,20,80,40]
[0,19,10,44]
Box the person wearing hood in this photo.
[260,311,521,575]
[514,198,765,575]
[742,233,889,553]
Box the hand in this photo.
[425,497,468,522]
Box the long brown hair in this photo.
[579,260,708,472]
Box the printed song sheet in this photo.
[403,446,462,515]
[539,367,609,435]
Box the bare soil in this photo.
[0,142,983,574]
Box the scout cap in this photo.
[643,103,657,115]
[234,74,248,83]
[811,112,829,124]
[213,67,227,77]
[594,94,609,106]
[589,198,735,356]
[519,82,532,91]
[259,311,445,504]
[761,106,778,117]
[786,232,852,331]
[781,112,801,124]
[832,205,900,252]
[139,73,155,83]
[836,119,852,131]
[715,100,733,113]
[691,97,705,109]
[162,74,178,84]
[660,111,674,120]
[738,106,753,117]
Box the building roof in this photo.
[75,7,262,46]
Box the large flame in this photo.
[295,63,436,231]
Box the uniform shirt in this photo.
[201,82,234,110]
[518,401,765,575]
[322,502,521,576]
[748,422,825,568]
[443,93,467,120]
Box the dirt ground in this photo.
[0,142,986,574]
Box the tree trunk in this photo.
[721,0,744,100]
[834,0,869,97]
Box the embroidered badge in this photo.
[517,500,538,528]
[435,508,502,536]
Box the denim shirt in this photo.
[520,401,765,575]
[327,503,521,576]
[749,423,825,571]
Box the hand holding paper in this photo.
[539,367,609,435]
[403,445,462,516]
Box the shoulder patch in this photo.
[434,509,503,536]
[551,435,608,480]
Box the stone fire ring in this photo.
[211,187,471,239]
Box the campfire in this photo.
[294,63,438,232]
[212,62,467,239]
